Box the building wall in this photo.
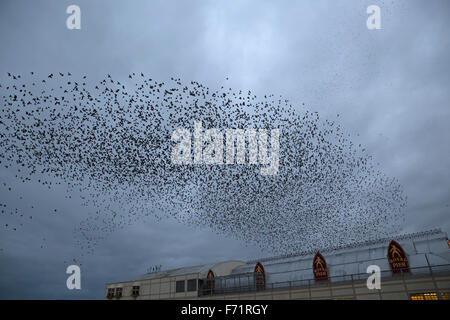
[105,230,450,300]
[232,230,450,285]
[107,272,450,300]
[195,273,450,300]
[105,272,202,300]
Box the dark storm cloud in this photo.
[0,0,449,298]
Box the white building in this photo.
[105,229,450,300]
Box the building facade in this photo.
[105,229,450,300]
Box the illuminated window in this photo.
[206,269,215,293]
[254,262,266,290]
[424,293,438,300]
[441,292,450,300]
[410,293,438,300]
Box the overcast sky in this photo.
[0,0,449,299]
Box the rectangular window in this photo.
[187,279,197,292]
[107,288,114,298]
[132,286,140,296]
[115,287,123,298]
[176,280,185,293]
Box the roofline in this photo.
[139,263,206,278]
[246,228,445,264]
[105,229,446,286]
[133,260,247,282]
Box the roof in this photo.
[135,263,216,281]
[135,260,246,281]
[246,228,446,264]
[110,228,448,285]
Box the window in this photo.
[198,279,204,294]
[107,288,114,299]
[132,286,140,297]
[206,269,215,293]
[187,279,197,292]
[176,280,185,293]
[254,262,266,290]
[422,293,438,300]
[410,293,438,300]
[441,292,450,300]
[115,287,123,298]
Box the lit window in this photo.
[132,286,140,297]
[187,279,197,292]
[254,262,266,290]
[410,293,438,300]
[176,280,185,293]
[441,292,449,300]
[424,293,438,300]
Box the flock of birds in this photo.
[0,72,407,255]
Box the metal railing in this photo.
[198,264,450,297]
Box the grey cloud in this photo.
[0,0,449,298]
